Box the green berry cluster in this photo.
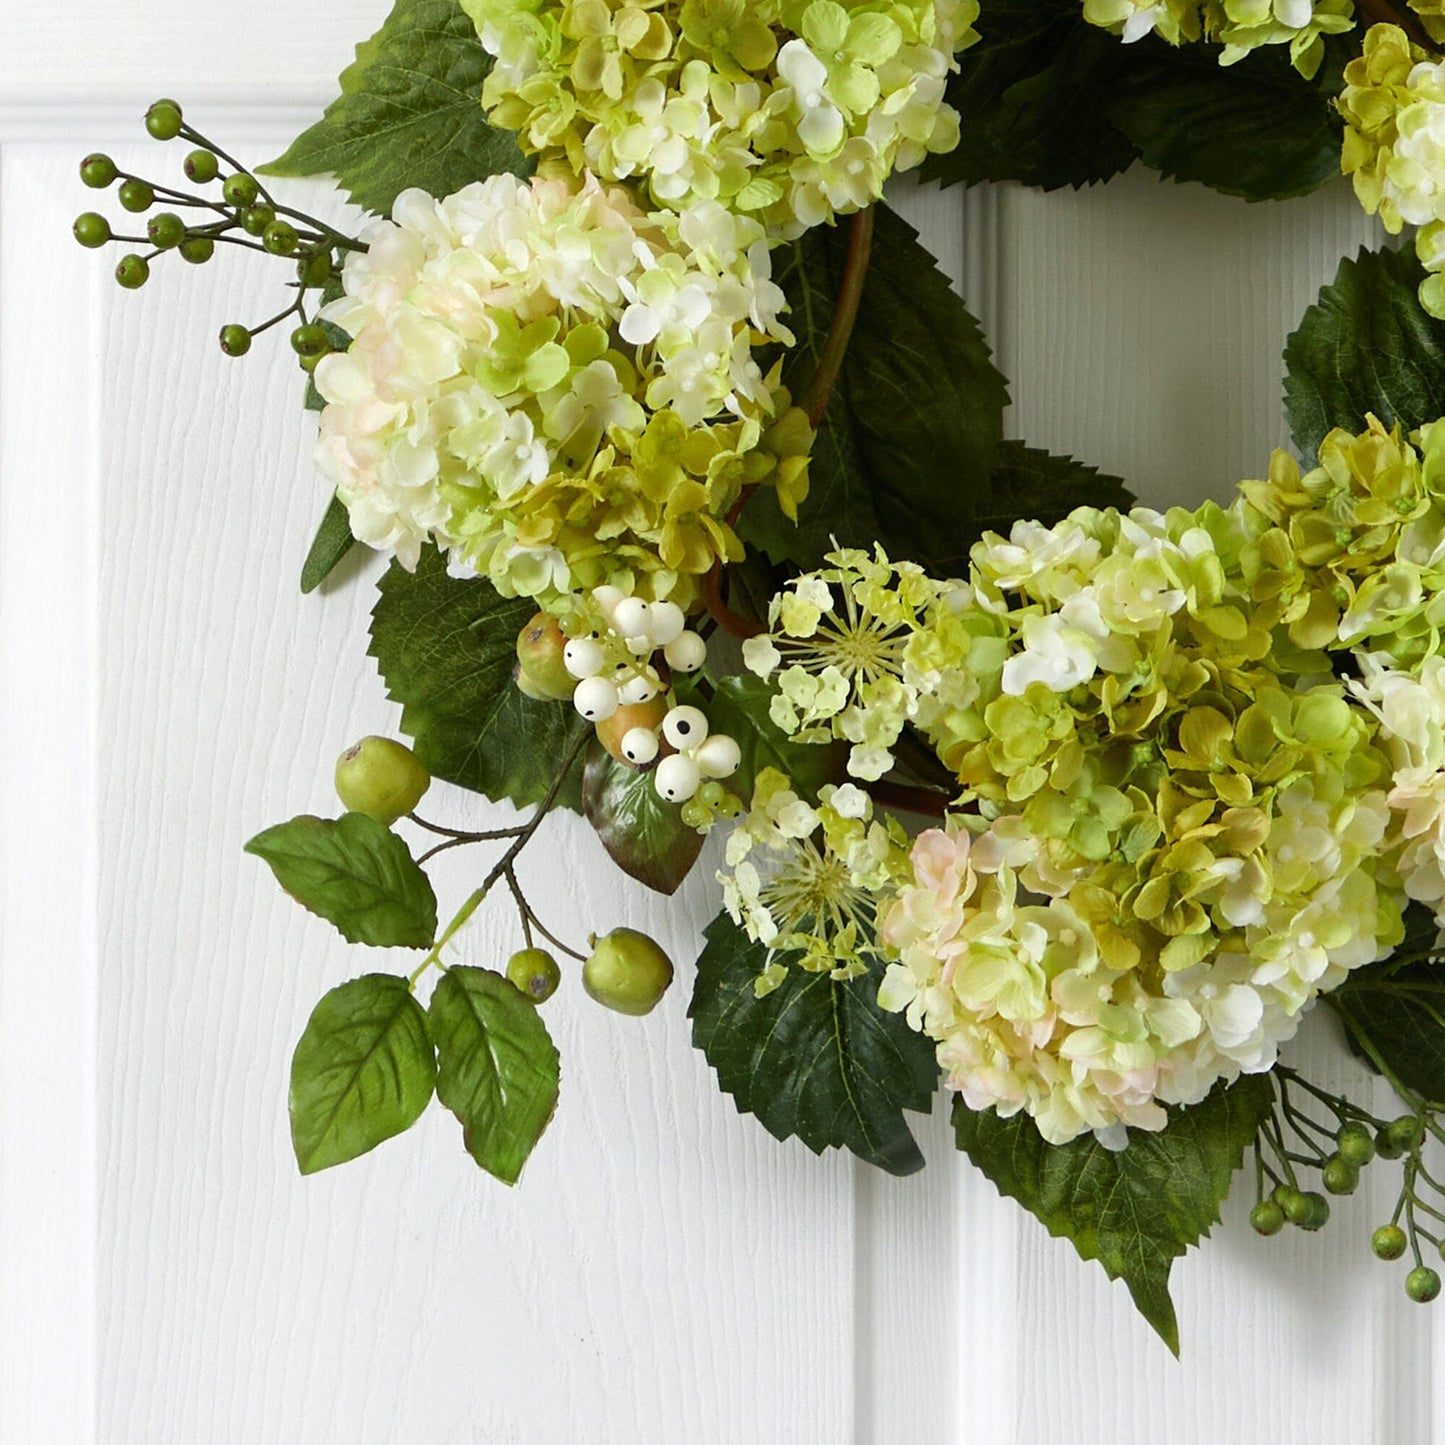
[1252,1068,1445,1305]
[72,99,357,368]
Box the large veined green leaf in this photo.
[1284,245,1445,464]
[245,812,438,949]
[689,912,939,1176]
[261,0,530,217]
[740,204,1009,574]
[368,548,591,811]
[581,741,703,896]
[953,1076,1273,1354]
[289,974,436,1174]
[430,966,561,1184]
[975,441,1134,537]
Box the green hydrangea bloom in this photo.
[463,0,980,235]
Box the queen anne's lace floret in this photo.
[461,0,980,236]
[313,173,812,605]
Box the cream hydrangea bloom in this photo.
[462,0,980,236]
[313,173,812,606]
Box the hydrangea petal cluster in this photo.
[1082,0,1354,77]
[864,501,1406,1143]
[1338,24,1445,317]
[313,174,812,606]
[1236,415,1445,664]
[462,0,980,236]
[719,768,912,993]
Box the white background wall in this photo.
[2,5,1441,1441]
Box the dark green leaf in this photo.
[741,205,1009,573]
[977,441,1134,536]
[1330,907,1445,1103]
[368,547,590,810]
[689,912,939,1176]
[245,812,438,948]
[953,1076,1273,1353]
[582,740,703,895]
[701,675,843,801]
[1105,37,1342,203]
[430,966,560,1184]
[301,493,360,594]
[260,0,530,217]
[924,0,1138,192]
[289,974,436,1174]
[1284,245,1445,464]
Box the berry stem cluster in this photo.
[72,99,361,367]
[1251,1065,1444,1303]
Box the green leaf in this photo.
[1104,37,1343,203]
[1330,907,1445,1103]
[300,493,360,594]
[740,205,1009,573]
[581,740,703,895]
[289,973,436,1174]
[245,812,438,948]
[430,966,560,1184]
[1284,245,1445,464]
[260,0,530,217]
[701,675,843,801]
[977,441,1134,536]
[368,547,591,810]
[688,912,939,1175]
[953,1076,1273,1353]
[922,0,1138,192]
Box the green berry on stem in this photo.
[73,212,111,248]
[1386,1116,1424,1153]
[334,736,430,825]
[1406,1267,1441,1303]
[240,205,275,237]
[114,254,150,290]
[1372,1224,1408,1260]
[147,213,186,250]
[117,179,154,213]
[178,236,214,265]
[297,250,333,286]
[1322,1155,1360,1196]
[222,172,259,208]
[183,149,219,184]
[263,220,299,256]
[79,153,118,188]
[290,323,330,358]
[218,324,252,358]
[1337,1122,1375,1168]
[506,948,561,1005]
[1250,1200,1285,1236]
[582,928,674,1017]
[144,99,183,141]
[1284,1190,1329,1230]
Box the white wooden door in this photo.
[3,4,1442,1440]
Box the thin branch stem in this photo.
[800,207,876,427]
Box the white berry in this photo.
[655,753,701,803]
[621,727,660,765]
[662,705,709,750]
[617,673,660,705]
[612,596,651,638]
[695,733,741,779]
[646,601,686,647]
[564,637,605,680]
[592,585,625,621]
[573,675,619,722]
[664,631,707,673]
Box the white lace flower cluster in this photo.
[1083,0,1353,76]
[463,0,979,236]
[312,173,811,605]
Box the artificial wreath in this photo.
[72,0,1445,1353]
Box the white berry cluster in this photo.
[562,587,742,803]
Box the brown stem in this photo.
[864,779,954,820]
[801,206,876,428]
[702,484,765,638]
[1356,0,1439,51]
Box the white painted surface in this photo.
[1,12,1442,1442]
